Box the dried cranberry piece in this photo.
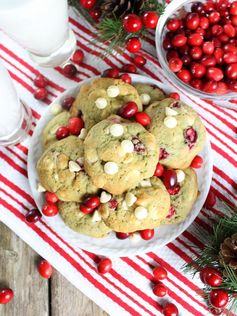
[184,127,198,149]
[132,137,145,153]
[108,199,118,209]
[168,184,181,195]
[170,101,181,108]
[166,206,176,219]
[159,148,169,160]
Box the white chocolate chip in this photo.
[78,128,87,139]
[104,162,119,175]
[37,183,46,192]
[121,140,134,153]
[140,93,151,105]
[164,116,177,128]
[139,179,152,187]
[95,97,108,109]
[176,169,185,183]
[121,200,128,210]
[107,85,120,98]
[51,103,62,115]
[69,161,81,173]
[91,210,102,222]
[100,191,112,203]
[130,232,142,242]
[125,192,137,207]
[110,124,124,137]
[165,107,178,116]
[134,206,148,220]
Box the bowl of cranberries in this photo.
[156,0,237,100]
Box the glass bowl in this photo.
[155,0,237,101]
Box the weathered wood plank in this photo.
[0,222,49,316]
[51,271,108,316]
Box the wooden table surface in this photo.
[0,222,108,316]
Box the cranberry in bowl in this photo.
[156,0,237,102]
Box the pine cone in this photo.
[219,233,237,271]
[100,0,144,18]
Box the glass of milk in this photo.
[0,61,32,146]
[0,0,76,67]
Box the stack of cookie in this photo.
[37,77,206,239]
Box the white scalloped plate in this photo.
[28,74,213,257]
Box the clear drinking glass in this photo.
[0,0,76,67]
[0,61,31,146]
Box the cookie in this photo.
[99,177,170,233]
[37,136,98,202]
[71,78,142,129]
[42,111,70,149]
[146,98,206,169]
[133,83,165,108]
[58,201,111,238]
[163,168,198,224]
[84,115,159,195]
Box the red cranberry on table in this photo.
[142,11,159,29]
[116,232,131,239]
[71,49,84,65]
[191,155,203,168]
[135,112,151,126]
[42,203,59,217]
[126,37,141,53]
[56,126,70,140]
[133,55,147,66]
[80,0,96,10]
[68,117,84,136]
[200,267,222,286]
[205,190,216,208]
[209,289,228,309]
[123,14,142,33]
[140,229,154,240]
[121,64,137,73]
[34,74,48,88]
[153,264,167,280]
[162,303,179,316]
[38,259,53,279]
[61,96,75,110]
[102,67,119,78]
[153,283,168,297]
[25,208,42,223]
[97,258,112,274]
[45,192,59,204]
[34,88,48,101]
[0,288,14,304]
[119,73,132,84]
[62,64,78,78]
[119,101,138,118]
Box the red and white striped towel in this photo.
[0,7,236,316]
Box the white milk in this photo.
[0,0,69,56]
[0,61,22,138]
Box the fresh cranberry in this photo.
[184,127,197,147]
[119,73,132,84]
[133,55,146,66]
[163,303,179,316]
[45,192,59,204]
[56,126,70,140]
[123,14,142,33]
[199,17,209,29]
[80,204,94,214]
[223,52,237,64]
[163,38,172,50]
[140,229,154,240]
[166,206,176,219]
[179,44,189,55]
[191,2,204,14]
[84,196,100,209]
[97,258,112,274]
[116,232,130,239]
[0,289,14,304]
[196,26,206,36]
[190,46,203,60]
[169,92,180,100]
[126,37,141,53]
[153,266,168,281]
[214,48,224,64]
[42,203,59,216]
[172,34,187,47]
[206,67,224,81]
[68,117,84,135]
[209,289,228,309]
[226,63,237,79]
[159,148,169,160]
[89,8,101,22]
[134,112,151,126]
[203,80,218,92]
[162,169,177,190]
[153,283,168,297]
[181,55,191,66]
[200,267,222,286]
[216,82,228,94]
[231,15,237,26]
[34,74,48,88]
[102,68,119,78]
[203,41,215,55]
[34,88,48,100]
[191,155,203,168]
[218,33,229,43]
[186,13,200,30]
[166,50,179,61]
[190,78,203,90]
[132,137,145,153]
[61,96,75,110]
[188,33,203,46]
[204,190,216,208]
[71,49,84,64]
[223,43,237,53]
[62,64,78,78]
[121,64,137,73]
[190,62,206,78]
[38,259,53,279]
[223,24,236,38]
[167,19,181,32]
[119,101,138,118]
[229,80,237,91]
[108,199,118,209]
[168,184,181,195]
[230,1,237,15]
[154,163,164,177]
[209,11,221,24]
[203,2,215,13]
[142,11,159,29]
[168,58,183,72]
[177,69,191,83]
[25,208,42,223]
